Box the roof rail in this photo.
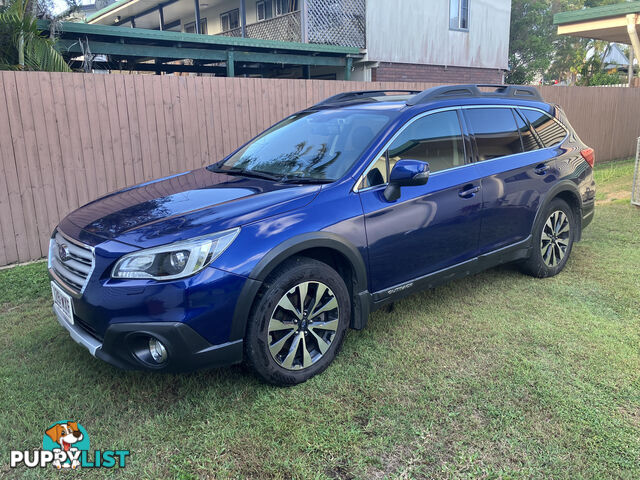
[314,89,421,107]
[406,84,543,106]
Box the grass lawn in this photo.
[1,159,639,479]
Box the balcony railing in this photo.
[217,0,365,48]
[306,0,365,48]
[219,11,302,43]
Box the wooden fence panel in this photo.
[3,71,42,261]
[0,74,19,265]
[2,71,640,266]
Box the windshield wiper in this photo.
[279,177,335,184]
[208,166,334,184]
[207,166,281,182]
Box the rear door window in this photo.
[464,108,523,161]
[520,109,568,148]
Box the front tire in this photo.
[520,198,575,278]
[244,257,351,386]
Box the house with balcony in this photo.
[86,0,510,82]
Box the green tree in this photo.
[507,0,627,85]
[506,0,556,84]
[0,0,71,71]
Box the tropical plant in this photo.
[0,0,70,72]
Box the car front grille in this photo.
[49,230,95,294]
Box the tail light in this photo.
[581,148,595,168]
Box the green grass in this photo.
[594,157,636,203]
[1,159,639,479]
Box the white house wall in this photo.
[366,0,511,70]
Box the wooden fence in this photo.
[1,71,640,267]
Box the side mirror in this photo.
[384,159,430,202]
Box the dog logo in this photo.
[58,244,70,262]
[42,421,90,469]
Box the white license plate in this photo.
[51,281,74,325]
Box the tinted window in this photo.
[521,109,568,148]
[221,110,395,181]
[465,108,523,161]
[514,110,542,152]
[388,111,465,174]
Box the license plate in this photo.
[51,281,74,325]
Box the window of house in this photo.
[220,9,239,31]
[465,108,523,161]
[185,18,207,34]
[257,1,266,20]
[520,109,568,148]
[275,0,297,16]
[449,0,469,30]
[257,0,273,21]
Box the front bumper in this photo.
[53,303,243,371]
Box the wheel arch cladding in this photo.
[535,181,583,242]
[229,232,370,341]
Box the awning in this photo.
[554,2,640,68]
[43,21,361,77]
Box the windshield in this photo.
[218,109,397,181]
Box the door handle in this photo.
[458,185,480,198]
[534,163,549,175]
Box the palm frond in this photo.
[24,33,71,71]
[0,0,71,72]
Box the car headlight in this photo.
[111,228,239,280]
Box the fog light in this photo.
[148,337,167,364]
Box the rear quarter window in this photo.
[520,109,568,148]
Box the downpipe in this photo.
[627,14,640,77]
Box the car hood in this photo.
[60,168,321,248]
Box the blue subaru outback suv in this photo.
[49,84,596,385]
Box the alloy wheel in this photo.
[268,281,339,370]
[540,210,570,267]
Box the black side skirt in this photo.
[369,236,532,309]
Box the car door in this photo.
[463,106,563,254]
[358,109,483,294]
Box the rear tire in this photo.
[520,198,575,278]
[244,257,350,386]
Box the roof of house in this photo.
[554,1,640,25]
[553,2,640,45]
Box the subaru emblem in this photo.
[58,244,70,262]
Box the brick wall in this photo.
[372,62,504,84]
